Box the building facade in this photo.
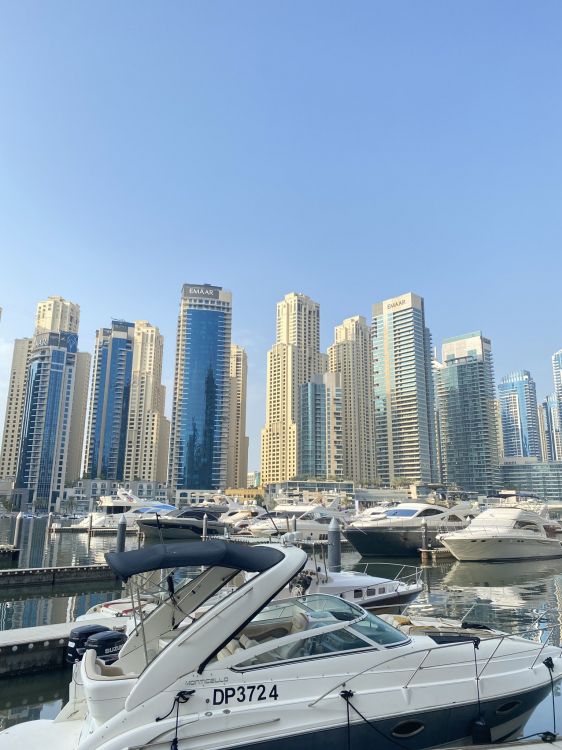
[298,372,343,480]
[226,344,249,488]
[371,292,437,485]
[35,296,80,335]
[15,331,80,510]
[328,316,376,485]
[0,338,32,479]
[84,321,135,481]
[501,457,562,504]
[168,284,232,491]
[435,332,500,493]
[261,293,325,485]
[498,370,541,459]
[123,321,169,483]
[538,395,562,462]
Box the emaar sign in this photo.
[183,284,220,299]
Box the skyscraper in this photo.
[298,372,343,479]
[226,344,249,489]
[261,293,325,485]
[328,315,376,485]
[0,338,32,479]
[2,296,89,510]
[84,320,135,480]
[539,395,561,462]
[435,331,500,493]
[168,284,232,492]
[372,292,437,485]
[123,321,169,483]
[16,330,81,510]
[498,370,541,459]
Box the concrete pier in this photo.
[0,618,123,677]
[0,564,118,587]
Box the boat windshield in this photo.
[385,508,421,518]
[226,594,409,669]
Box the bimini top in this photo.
[106,540,285,582]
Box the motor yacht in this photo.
[220,504,268,532]
[137,506,227,540]
[54,488,176,530]
[4,539,562,750]
[438,506,562,562]
[346,502,477,556]
[247,505,348,541]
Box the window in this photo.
[350,612,410,646]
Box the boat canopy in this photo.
[106,540,285,582]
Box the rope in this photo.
[155,690,195,750]
[513,657,558,744]
[339,689,412,750]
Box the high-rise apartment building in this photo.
[84,321,135,480]
[226,344,249,489]
[261,293,325,485]
[298,373,343,479]
[539,395,561,462]
[168,284,232,491]
[328,315,376,485]
[123,321,169,483]
[498,370,541,459]
[372,292,437,485]
[16,331,81,510]
[0,339,32,479]
[2,296,89,510]
[35,296,79,335]
[435,331,500,493]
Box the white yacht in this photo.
[346,502,477,556]
[56,489,176,530]
[246,505,348,540]
[4,539,562,749]
[220,504,268,532]
[438,505,562,561]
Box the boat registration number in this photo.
[212,684,279,705]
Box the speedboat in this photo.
[3,538,562,749]
[438,505,562,562]
[137,506,227,540]
[345,502,477,557]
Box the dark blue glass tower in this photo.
[84,321,134,480]
[169,284,232,492]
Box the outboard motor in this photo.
[84,630,128,664]
[66,624,110,664]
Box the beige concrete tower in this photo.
[35,295,80,335]
[261,293,324,485]
[66,351,91,483]
[0,338,33,479]
[124,321,170,483]
[328,315,376,485]
[227,344,249,488]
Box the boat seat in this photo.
[217,638,243,660]
[83,649,137,680]
[291,612,309,633]
[239,634,259,648]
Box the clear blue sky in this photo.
[1,2,562,469]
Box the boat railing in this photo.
[309,619,560,707]
[352,561,423,587]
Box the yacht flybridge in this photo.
[3,540,562,750]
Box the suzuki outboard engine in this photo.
[84,630,128,664]
[66,624,110,664]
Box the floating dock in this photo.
[419,547,454,563]
[0,618,124,677]
[0,564,119,588]
[51,526,140,535]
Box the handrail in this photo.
[308,623,558,708]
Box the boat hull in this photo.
[441,535,562,562]
[138,519,226,540]
[345,527,442,557]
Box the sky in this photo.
[1,1,562,470]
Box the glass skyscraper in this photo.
[435,332,500,493]
[498,370,541,459]
[16,331,79,510]
[168,284,232,492]
[84,320,134,480]
[298,373,342,480]
[372,292,437,485]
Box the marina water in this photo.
[1,516,562,737]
